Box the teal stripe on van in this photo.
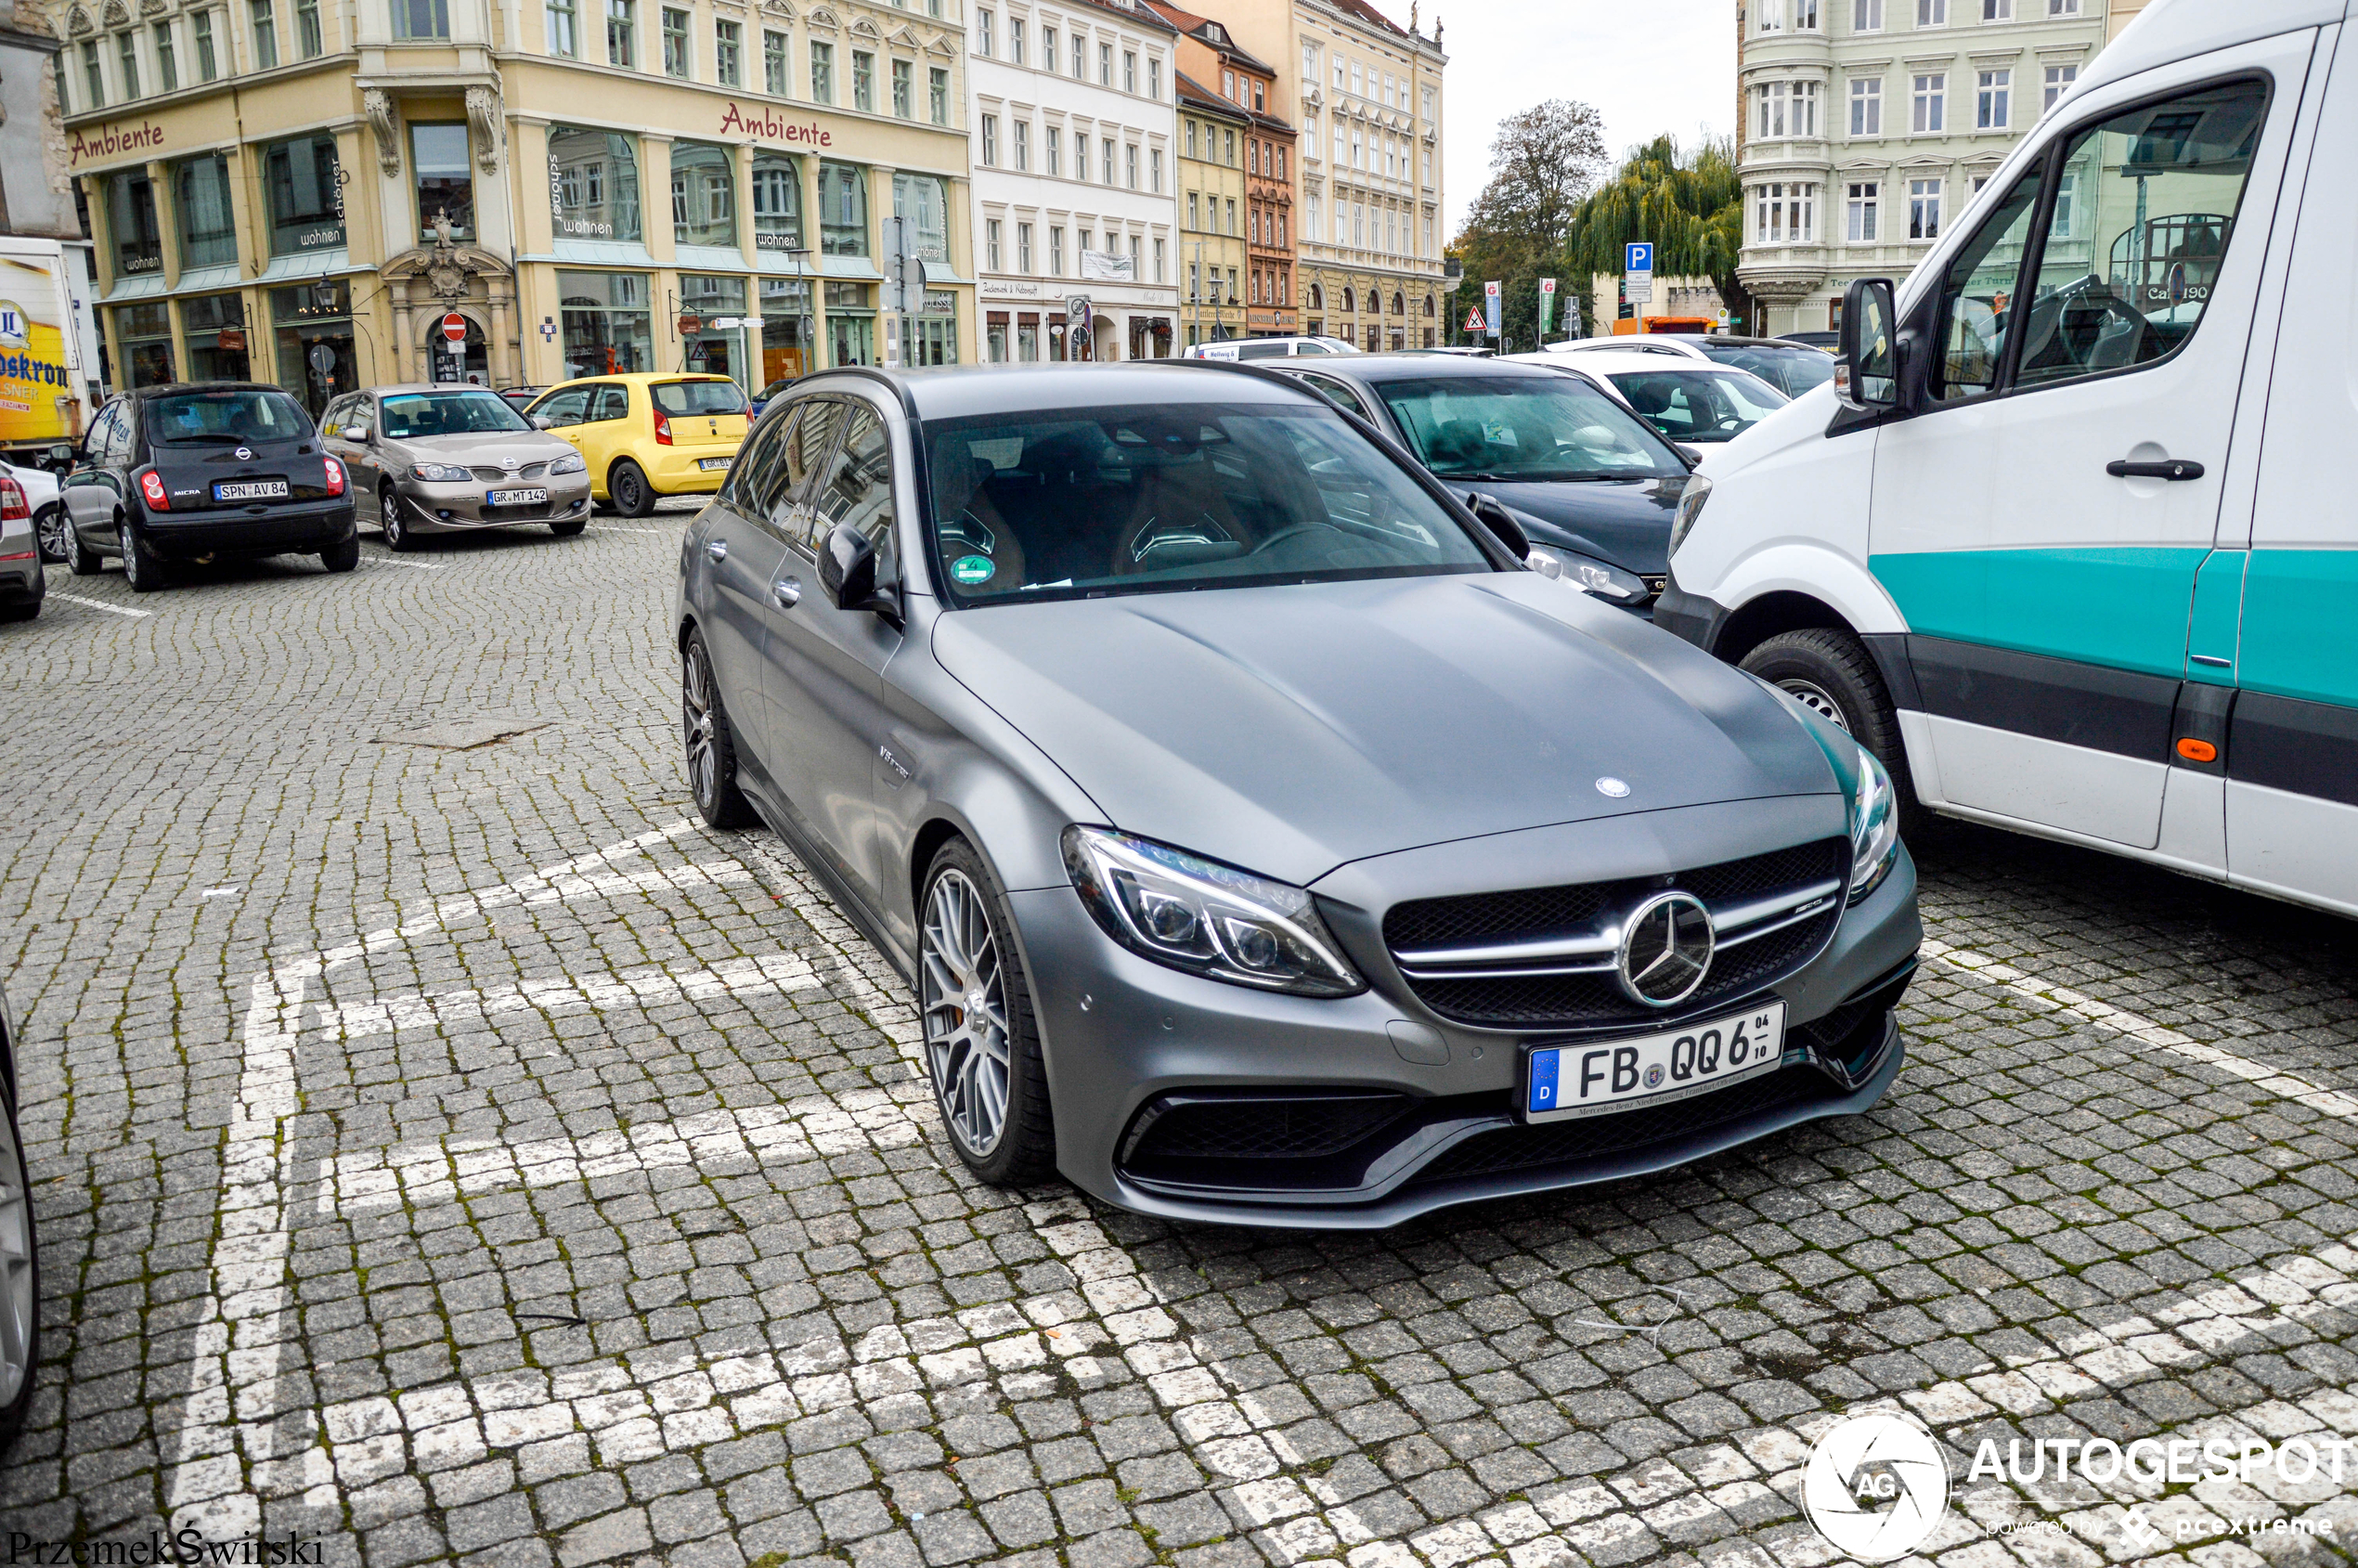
[2238,548,2358,710]
[1867,548,2209,679]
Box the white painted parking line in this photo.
[310,948,823,1044]
[584,525,668,534]
[358,555,448,569]
[48,592,152,617]
[1924,938,2358,1121]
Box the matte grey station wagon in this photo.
[673,363,1922,1228]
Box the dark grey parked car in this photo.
[675,363,1921,1228]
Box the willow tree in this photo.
[1565,135,1745,317]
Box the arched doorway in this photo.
[428,314,490,385]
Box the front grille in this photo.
[471,462,550,482]
[1129,1094,1413,1162]
[1415,1067,1834,1182]
[1384,838,1848,1031]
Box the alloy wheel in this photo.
[119,524,142,588]
[921,870,1012,1158]
[0,1104,33,1413]
[1778,678,1851,731]
[33,507,69,564]
[382,489,408,550]
[681,641,720,811]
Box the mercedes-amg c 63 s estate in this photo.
[674,363,1922,1228]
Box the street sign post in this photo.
[1625,241,1654,307]
[1067,295,1093,360]
[1483,279,1501,343]
[1538,278,1557,339]
[440,312,468,344]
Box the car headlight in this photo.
[411,462,471,483]
[547,452,586,476]
[1062,825,1366,998]
[1526,545,1649,604]
[1848,743,1900,903]
[1666,473,1713,559]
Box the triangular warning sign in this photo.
[1465,306,1486,331]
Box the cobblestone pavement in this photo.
[0,512,2352,1568]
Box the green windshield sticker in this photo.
[951,554,995,585]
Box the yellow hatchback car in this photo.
[525,373,749,517]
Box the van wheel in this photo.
[120,521,170,593]
[918,837,1056,1187]
[1739,628,1933,839]
[610,460,654,518]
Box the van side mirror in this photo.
[1464,492,1529,559]
[1835,279,1899,411]
[819,520,901,621]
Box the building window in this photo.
[605,0,633,67]
[1045,124,1061,175]
[1148,58,1160,99]
[295,0,321,52]
[669,141,734,249]
[1069,32,1082,75]
[985,217,1001,270]
[193,11,218,79]
[411,123,472,239]
[1097,41,1109,84]
[79,37,102,104]
[1224,196,1235,234]
[1049,226,1063,275]
[547,0,577,55]
[250,0,277,66]
[557,269,653,376]
[1846,180,1878,240]
[810,39,832,101]
[2049,170,2075,234]
[1101,136,1113,183]
[848,48,870,109]
[115,32,139,97]
[893,171,947,259]
[1042,25,1056,70]
[819,159,867,255]
[550,124,643,242]
[1982,0,2010,14]
[391,0,445,38]
[714,19,740,84]
[1908,176,1941,238]
[1853,0,1883,26]
[1976,68,2010,127]
[2048,0,2079,11]
[1757,0,1780,30]
[661,7,688,75]
[1007,15,1022,63]
[1149,147,1161,192]
[750,151,799,252]
[1795,0,1819,25]
[1301,39,1316,81]
[1849,76,1881,134]
[1917,0,1945,20]
[106,170,162,274]
[929,66,947,123]
[262,132,343,255]
[1017,221,1031,273]
[980,113,996,166]
[1122,49,1134,92]
[153,20,178,88]
[1013,119,1029,170]
[1911,71,1945,131]
[1125,143,1137,188]
[764,29,785,91]
[975,7,991,56]
[1753,181,1814,242]
[2043,63,2076,110]
[1185,191,1197,229]
[891,58,911,116]
[1153,236,1164,282]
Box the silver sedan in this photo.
[321,384,592,551]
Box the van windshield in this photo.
[146,388,313,446]
[653,380,749,416]
[1375,375,1686,482]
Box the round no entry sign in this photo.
[441,313,468,343]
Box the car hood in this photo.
[1697,381,1837,482]
[931,571,1838,887]
[1459,475,1687,576]
[387,432,579,467]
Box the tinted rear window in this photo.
[1699,343,1835,396]
[146,389,313,446]
[653,380,749,416]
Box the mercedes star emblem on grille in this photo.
[1615,891,1715,1006]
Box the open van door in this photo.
[1863,37,2312,853]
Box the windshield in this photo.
[146,388,313,446]
[1700,343,1836,397]
[377,391,533,439]
[1605,369,1788,444]
[653,379,749,416]
[926,402,1495,606]
[1376,374,1686,482]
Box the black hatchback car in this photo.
[59,383,356,591]
[1252,355,1696,616]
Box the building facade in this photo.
[1,0,81,239]
[1214,0,1441,349]
[1148,0,1291,340]
[54,0,977,411]
[967,0,1177,361]
[1173,71,1245,344]
[1734,0,2106,336]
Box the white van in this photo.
[1657,0,2358,916]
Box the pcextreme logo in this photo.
[1801,1412,1952,1562]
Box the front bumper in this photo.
[398,477,594,529]
[143,500,356,558]
[1651,572,1729,653]
[1010,828,1921,1230]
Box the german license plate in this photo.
[1522,1002,1786,1123]
[214,480,288,501]
[487,487,549,506]
[698,457,732,471]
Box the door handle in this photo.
[2106,458,2204,481]
[772,577,801,608]
[706,539,728,562]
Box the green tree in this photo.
[1564,134,1745,322]
[1446,99,1606,351]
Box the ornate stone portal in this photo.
[380,212,519,384]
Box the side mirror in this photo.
[345,422,370,442]
[530,414,552,430]
[1834,279,1899,411]
[818,520,900,620]
[48,443,73,465]
[1464,492,1529,560]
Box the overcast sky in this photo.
[1369,0,1739,237]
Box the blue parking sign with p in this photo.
[1626,242,1653,273]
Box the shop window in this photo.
[604,0,632,65]
[106,170,163,277]
[411,123,473,240]
[911,299,958,366]
[181,292,250,382]
[892,172,947,261]
[557,268,652,377]
[760,277,812,383]
[819,159,867,256]
[669,141,736,250]
[714,19,740,84]
[174,153,238,269]
[271,280,354,414]
[250,0,278,67]
[549,124,642,242]
[752,151,801,253]
[113,303,175,386]
[826,281,874,367]
[679,273,749,387]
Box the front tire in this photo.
[610,460,654,519]
[380,486,414,551]
[32,505,69,564]
[1739,628,1931,838]
[120,520,170,593]
[919,839,1056,1186]
[681,629,757,829]
[0,1072,41,1451]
